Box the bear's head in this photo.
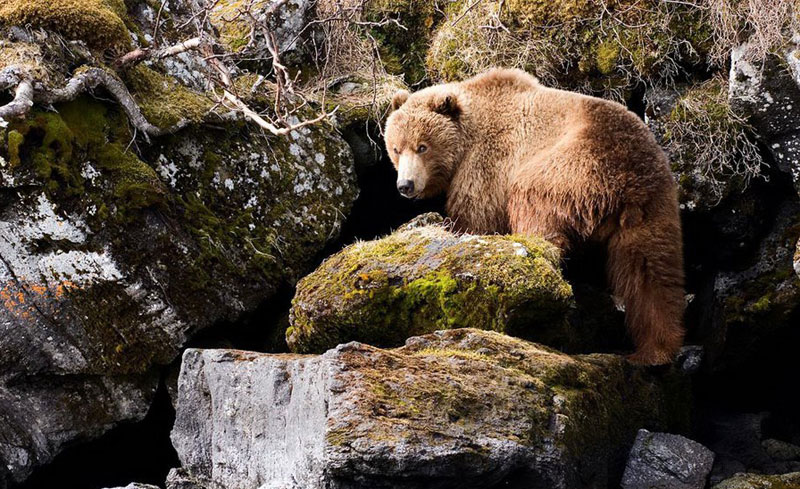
[384,87,464,199]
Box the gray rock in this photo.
[621,429,714,489]
[208,0,317,64]
[730,42,800,197]
[0,46,356,489]
[104,484,161,489]
[676,345,704,374]
[763,439,800,462]
[709,201,800,370]
[712,471,800,489]
[171,328,688,489]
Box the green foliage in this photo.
[428,0,714,98]
[364,0,445,86]
[125,65,214,128]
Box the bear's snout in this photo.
[397,179,415,198]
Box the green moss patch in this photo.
[287,219,574,353]
[0,0,131,51]
[427,0,714,97]
[125,65,214,128]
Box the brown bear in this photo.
[384,68,684,365]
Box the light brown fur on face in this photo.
[385,68,685,365]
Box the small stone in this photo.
[621,429,714,489]
[763,439,800,462]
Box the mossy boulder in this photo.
[287,214,574,353]
[712,472,800,489]
[0,0,131,52]
[426,0,713,97]
[0,94,356,487]
[172,328,690,489]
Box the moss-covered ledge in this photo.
[287,214,574,353]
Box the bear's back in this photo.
[460,68,539,95]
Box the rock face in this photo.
[621,429,714,489]
[706,413,800,485]
[0,60,356,489]
[730,42,800,198]
[709,202,800,370]
[286,215,574,353]
[645,79,763,213]
[210,0,316,62]
[0,108,356,485]
[171,328,688,489]
[712,472,800,489]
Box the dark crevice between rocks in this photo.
[185,284,295,353]
[331,124,446,248]
[16,374,179,489]
[693,308,800,483]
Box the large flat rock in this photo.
[171,329,688,489]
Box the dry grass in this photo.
[706,0,798,65]
[426,0,797,99]
[658,75,764,205]
[304,0,408,123]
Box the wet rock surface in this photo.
[171,329,688,489]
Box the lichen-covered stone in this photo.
[0,0,359,486]
[621,429,714,489]
[287,215,574,353]
[171,328,689,489]
[730,42,800,199]
[712,472,800,489]
[210,0,315,62]
[709,202,800,370]
[0,88,356,489]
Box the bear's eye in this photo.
[393,147,399,155]
[417,144,428,154]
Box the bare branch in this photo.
[0,80,34,122]
[116,37,204,67]
[222,90,336,136]
[35,68,187,140]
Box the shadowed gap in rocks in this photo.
[16,375,178,489]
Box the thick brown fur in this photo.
[385,68,685,365]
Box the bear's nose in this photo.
[397,179,415,197]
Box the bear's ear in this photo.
[428,92,460,119]
[391,90,410,112]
